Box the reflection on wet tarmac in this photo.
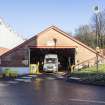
[0,75,105,105]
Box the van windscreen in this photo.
[46,58,57,63]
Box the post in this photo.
[96,13,99,72]
[68,57,71,74]
[96,14,99,48]
[93,5,100,72]
[28,48,31,72]
[96,52,98,72]
[96,47,100,72]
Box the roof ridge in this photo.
[0,25,97,57]
[49,25,97,54]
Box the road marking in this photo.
[46,77,56,80]
[23,79,31,82]
[57,76,64,78]
[69,98,105,104]
[15,78,25,81]
[21,76,32,79]
[7,81,18,84]
[15,78,31,82]
[28,75,37,77]
[69,77,80,80]
[0,83,9,87]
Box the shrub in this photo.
[4,68,18,78]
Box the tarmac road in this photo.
[0,74,105,105]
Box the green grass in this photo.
[79,64,105,73]
[70,64,105,86]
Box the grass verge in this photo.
[70,64,105,86]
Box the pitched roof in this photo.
[0,47,9,56]
[45,26,97,53]
[1,25,97,57]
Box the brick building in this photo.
[0,26,104,73]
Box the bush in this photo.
[3,68,18,78]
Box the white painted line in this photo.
[23,80,31,82]
[69,98,105,104]
[21,77,32,79]
[15,78,31,82]
[35,78,44,81]
[0,83,9,87]
[46,77,56,80]
[7,81,18,84]
[29,75,37,77]
[15,79,25,81]
[69,77,80,80]
[57,76,64,78]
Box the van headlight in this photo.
[53,66,56,69]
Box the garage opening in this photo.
[29,47,75,72]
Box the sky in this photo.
[0,0,105,38]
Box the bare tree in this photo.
[75,10,105,49]
[75,25,96,48]
[92,10,105,48]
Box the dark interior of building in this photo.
[30,48,75,72]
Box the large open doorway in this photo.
[29,47,75,72]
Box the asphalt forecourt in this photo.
[0,75,105,105]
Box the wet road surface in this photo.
[0,74,105,105]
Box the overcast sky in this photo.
[0,0,105,38]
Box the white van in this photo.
[43,54,58,72]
